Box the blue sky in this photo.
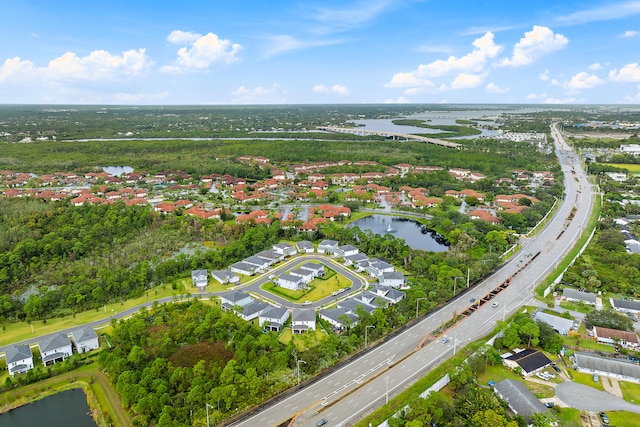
[1,0,640,104]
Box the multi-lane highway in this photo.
[229,123,595,427]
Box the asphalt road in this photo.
[556,382,640,413]
[229,123,596,427]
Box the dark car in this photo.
[600,412,610,424]
[552,365,561,373]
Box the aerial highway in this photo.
[229,123,595,427]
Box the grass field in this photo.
[0,282,186,348]
[603,163,640,173]
[278,328,328,351]
[261,271,350,302]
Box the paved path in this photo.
[555,382,640,413]
[602,376,624,399]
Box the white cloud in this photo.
[113,91,169,103]
[565,72,603,90]
[46,49,152,81]
[162,30,242,72]
[167,30,202,44]
[0,49,151,84]
[383,96,411,104]
[499,26,568,67]
[385,72,434,88]
[386,32,501,90]
[545,97,578,104]
[312,84,350,94]
[485,82,510,93]
[310,0,399,34]
[539,69,550,80]
[30,32,39,38]
[609,63,640,82]
[557,1,640,25]
[451,73,485,89]
[622,30,639,37]
[623,85,640,102]
[588,62,603,71]
[0,57,36,82]
[230,83,286,104]
[263,35,342,58]
[418,32,502,77]
[527,92,548,100]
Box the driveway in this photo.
[555,382,640,413]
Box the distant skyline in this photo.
[1,1,640,105]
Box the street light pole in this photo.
[205,403,214,427]
[385,375,389,404]
[296,359,306,385]
[416,297,427,318]
[365,325,375,348]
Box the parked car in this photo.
[600,412,610,424]
[302,301,312,306]
[552,365,561,373]
[593,372,599,382]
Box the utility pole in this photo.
[205,403,215,427]
[365,325,375,348]
[296,359,306,385]
[416,298,427,318]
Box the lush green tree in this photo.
[586,309,634,331]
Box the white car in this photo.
[302,301,312,306]
[491,302,499,308]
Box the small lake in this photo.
[349,215,449,252]
[102,166,133,176]
[0,388,96,427]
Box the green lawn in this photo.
[562,336,615,354]
[619,380,640,404]
[278,327,327,351]
[558,301,592,314]
[604,163,640,173]
[0,282,186,347]
[608,410,640,426]
[555,407,582,426]
[570,370,605,391]
[261,271,350,302]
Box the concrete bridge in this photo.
[316,126,462,149]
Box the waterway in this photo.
[349,214,448,252]
[0,388,96,427]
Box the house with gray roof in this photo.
[366,259,394,278]
[335,244,358,257]
[238,301,269,321]
[355,291,388,308]
[493,379,548,423]
[211,269,240,285]
[219,291,253,311]
[344,253,369,267]
[290,268,315,284]
[229,261,256,276]
[256,249,281,265]
[71,326,99,354]
[372,285,406,304]
[319,307,359,329]
[5,344,34,376]
[562,288,597,305]
[38,332,72,366]
[611,298,640,315]
[380,271,405,288]
[299,262,325,277]
[292,308,316,333]
[318,240,339,254]
[534,311,574,335]
[259,306,290,331]
[273,242,296,256]
[296,240,314,253]
[574,352,640,383]
[338,297,377,315]
[242,256,271,272]
[277,273,304,290]
[191,269,209,291]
